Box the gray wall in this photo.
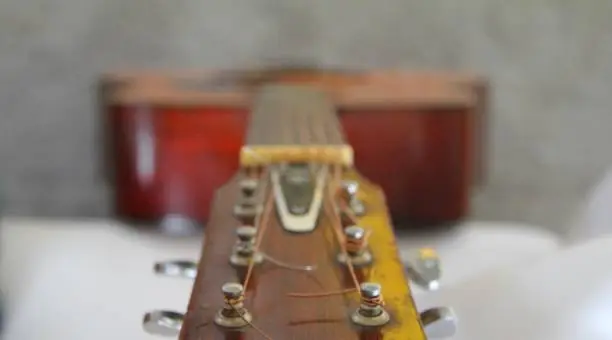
[2,0,611,232]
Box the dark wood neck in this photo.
[240,85,353,167]
[246,85,346,146]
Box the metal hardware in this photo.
[337,225,373,267]
[405,247,441,291]
[271,164,327,233]
[153,260,197,279]
[214,283,252,328]
[233,197,262,224]
[239,178,259,197]
[341,180,365,216]
[143,310,184,336]
[158,214,199,235]
[230,225,263,267]
[351,282,390,327]
[420,307,458,338]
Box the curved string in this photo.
[287,164,362,298]
[229,164,369,339]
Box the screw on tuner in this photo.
[233,178,263,225]
[340,180,366,216]
[405,247,442,291]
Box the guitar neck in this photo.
[177,84,427,340]
[239,85,353,167]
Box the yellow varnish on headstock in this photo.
[342,169,427,340]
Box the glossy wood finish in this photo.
[102,69,487,227]
[179,170,425,340]
[107,105,247,222]
[341,106,473,224]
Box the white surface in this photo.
[419,235,612,340]
[0,218,562,340]
[567,168,612,243]
[396,221,562,295]
[0,218,202,340]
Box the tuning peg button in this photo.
[239,178,259,197]
[340,180,366,216]
[143,310,184,336]
[405,247,441,291]
[153,260,197,279]
[420,307,458,338]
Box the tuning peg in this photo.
[239,178,259,197]
[158,214,200,236]
[420,307,457,338]
[405,247,441,291]
[340,180,365,216]
[153,260,197,279]
[143,310,184,336]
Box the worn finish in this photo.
[179,170,425,340]
[103,70,485,226]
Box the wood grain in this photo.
[179,170,426,340]
[245,85,347,147]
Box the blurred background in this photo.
[1,0,611,234]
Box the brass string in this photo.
[227,168,274,340]
[287,164,362,298]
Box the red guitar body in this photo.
[102,69,488,227]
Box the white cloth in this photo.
[567,169,612,243]
[0,218,561,340]
[419,235,612,340]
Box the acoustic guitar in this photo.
[140,84,457,339]
[102,67,486,229]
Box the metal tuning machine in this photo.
[341,180,366,216]
[153,260,198,279]
[233,178,262,224]
[230,225,263,268]
[405,247,442,291]
[337,225,373,267]
[143,310,184,336]
[351,282,390,327]
[420,307,458,338]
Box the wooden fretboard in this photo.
[239,85,353,166]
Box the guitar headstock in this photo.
[143,168,457,339]
[141,85,457,339]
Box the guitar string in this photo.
[232,171,274,340]
[286,165,361,298]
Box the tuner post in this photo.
[405,247,442,291]
[233,178,263,224]
[239,178,259,197]
[230,225,263,268]
[351,282,390,327]
[214,283,252,329]
[337,225,373,267]
[341,180,365,216]
[233,197,262,225]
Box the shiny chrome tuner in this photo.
[420,307,458,338]
[214,282,252,328]
[153,260,197,279]
[230,225,263,267]
[158,214,199,236]
[239,178,259,197]
[341,180,366,216]
[405,247,441,291]
[233,197,262,224]
[143,310,184,336]
[351,282,390,327]
[337,225,373,267]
